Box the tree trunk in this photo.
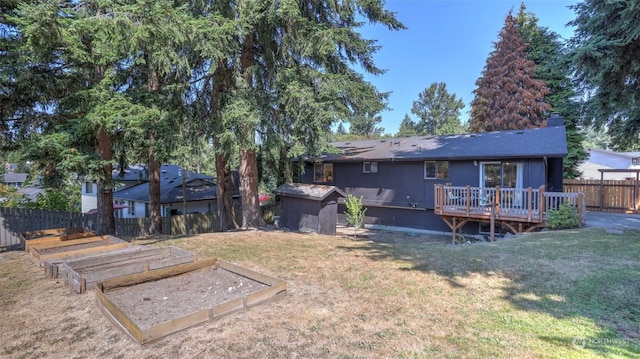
[215,150,239,230]
[95,127,115,235]
[238,32,264,228]
[147,66,162,235]
[148,139,162,235]
[239,148,262,228]
[94,65,115,235]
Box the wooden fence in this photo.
[1,205,281,248]
[564,179,640,213]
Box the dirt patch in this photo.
[105,266,268,329]
[336,225,452,244]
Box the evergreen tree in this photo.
[515,4,588,179]
[411,82,464,135]
[569,0,640,151]
[349,112,385,138]
[219,0,404,227]
[396,114,419,137]
[469,11,551,132]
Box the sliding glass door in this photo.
[480,162,523,189]
[480,162,524,207]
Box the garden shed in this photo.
[274,183,346,235]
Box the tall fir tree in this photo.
[469,11,551,132]
[411,82,464,135]
[396,114,419,137]
[569,0,640,151]
[515,3,588,179]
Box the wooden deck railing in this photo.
[434,185,585,224]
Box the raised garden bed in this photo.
[24,231,97,253]
[62,246,197,294]
[95,257,287,344]
[29,235,129,266]
[21,228,95,252]
[43,245,149,279]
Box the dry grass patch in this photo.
[1,228,639,358]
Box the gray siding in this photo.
[279,196,321,233]
[302,157,552,233]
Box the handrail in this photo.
[435,185,585,223]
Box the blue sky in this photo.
[358,0,578,135]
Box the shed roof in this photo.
[274,183,346,201]
[317,126,567,162]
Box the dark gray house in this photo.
[298,115,567,233]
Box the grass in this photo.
[150,228,640,358]
[1,227,639,358]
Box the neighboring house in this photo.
[2,172,29,188]
[81,164,238,217]
[17,187,45,202]
[578,148,640,180]
[296,114,567,234]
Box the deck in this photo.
[434,185,585,242]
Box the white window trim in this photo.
[314,163,334,183]
[363,161,378,173]
[424,161,449,179]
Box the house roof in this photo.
[2,172,29,183]
[316,126,568,162]
[588,148,640,159]
[113,166,217,204]
[17,187,44,201]
[274,183,346,201]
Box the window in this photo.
[633,157,640,166]
[424,161,449,179]
[85,181,93,194]
[363,162,378,173]
[128,201,135,216]
[314,163,334,183]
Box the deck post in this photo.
[495,186,500,217]
[527,187,533,221]
[577,192,585,224]
[538,186,545,222]
[490,203,495,242]
[465,186,471,214]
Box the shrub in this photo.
[547,202,580,229]
[345,194,367,240]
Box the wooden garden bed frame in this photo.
[20,227,95,251]
[95,257,287,344]
[63,246,197,294]
[44,245,148,279]
[24,231,97,253]
[29,235,129,266]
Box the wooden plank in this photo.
[21,227,85,241]
[141,309,211,344]
[36,242,131,265]
[95,285,144,343]
[210,297,245,319]
[43,246,147,278]
[61,247,167,270]
[219,260,281,286]
[58,231,97,241]
[246,282,287,307]
[99,257,219,291]
[29,235,115,253]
